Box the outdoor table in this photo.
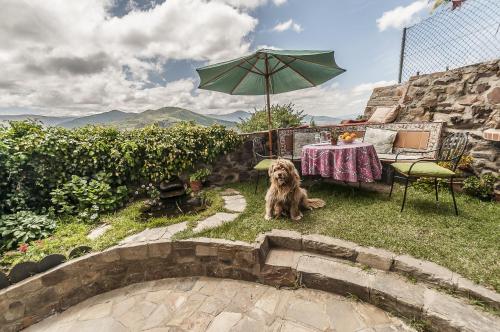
[301,142,382,182]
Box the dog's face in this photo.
[269,159,299,186]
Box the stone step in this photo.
[262,249,500,332]
[265,230,500,311]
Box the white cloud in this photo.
[0,0,258,115]
[272,19,303,33]
[376,0,429,31]
[214,0,286,10]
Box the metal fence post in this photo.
[398,27,407,84]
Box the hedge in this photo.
[0,121,241,215]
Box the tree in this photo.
[237,103,305,133]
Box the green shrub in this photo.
[0,212,56,250]
[50,174,128,222]
[237,103,305,133]
[0,121,241,215]
[463,173,497,200]
[189,168,211,182]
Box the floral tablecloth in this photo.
[301,142,382,182]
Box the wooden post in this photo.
[264,54,273,156]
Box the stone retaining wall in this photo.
[365,60,499,184]
[1,230,499,332]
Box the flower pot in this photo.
[190,180,203,192]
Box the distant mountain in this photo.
[109,107,235,129]
[0,114,75,126]
[303,115,342,125]
[59,110,133,128]
[207,110,251,123]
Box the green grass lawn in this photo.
[183,181,500,292]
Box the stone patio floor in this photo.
[24,277,414,332]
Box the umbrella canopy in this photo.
[196,49,346,153]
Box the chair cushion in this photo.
[392,162,455,177]
[363,128,397,154]
[254,159,274,171]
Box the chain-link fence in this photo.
[398,0,500,83]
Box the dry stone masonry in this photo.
[365,59,499,183]
[1,229,499,332]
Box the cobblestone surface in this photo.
[24,277,414,332]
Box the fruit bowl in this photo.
[341,138,354,144]
[340,132,357,144]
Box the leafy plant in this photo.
[0,121,241,216]
[50,174,128,222]
[0,212,56,250]
[190,168,211,182]
[237,103,305,133]
[462,173,497,201]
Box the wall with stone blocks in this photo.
[1,230,499,332]
[365,60,499,180]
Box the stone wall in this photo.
[365,60,499,180]
[1,230,499,332]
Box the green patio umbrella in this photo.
[196,49,346,154]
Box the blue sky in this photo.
[0,0,437,117]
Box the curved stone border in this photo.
[1,231,498,332]
[265,229,500,311]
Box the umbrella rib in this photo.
[198,56,254,88]
[274,55,315,87]
[236,65,262,76]
[243,58,265,75]
[231,59,260,95]
[270,58,297,75]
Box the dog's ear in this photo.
[285,160,300,182]
[268,161,275,177]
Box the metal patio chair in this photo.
[252,136,276,193]
[389,132,468,215]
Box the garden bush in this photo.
[462,173,497,200]
[0,212,56,251]
[0,121,241,217]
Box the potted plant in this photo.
[189,169,211,192]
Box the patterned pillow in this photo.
[368,106,399,123]
[363,128,397,154]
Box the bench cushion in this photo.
[377,153,422,161]
[364,128,397,154]
[392,162,455,177]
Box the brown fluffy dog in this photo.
[265,159,325,221]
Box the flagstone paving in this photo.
[24,277,415,332]
[119,190,245,245]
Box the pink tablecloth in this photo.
[301,142,382,182]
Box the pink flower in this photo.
[18,243,29,253]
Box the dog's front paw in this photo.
[264,214,272,221]
[291,213,303,221]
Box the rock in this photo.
[206,312,242,332]
[87,224,111,240]
[222,195,246,213]
[265,229,303,250]
[193,213,238,233]
[487,86,500,104]
[302,234,357,260]
[356,246,394,271]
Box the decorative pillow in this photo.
[293,132,316,158]
[368,106,399,123]
[363,128,397,154]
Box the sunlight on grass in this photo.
[185,181,500,292]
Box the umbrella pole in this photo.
[264,55,273,156]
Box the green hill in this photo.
[0,114,75,126]
[109,107,235,129]
[59,110,133,128]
